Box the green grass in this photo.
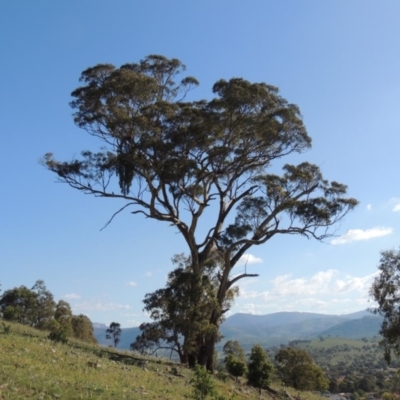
[0,321,327,399]
[292,336,387,368]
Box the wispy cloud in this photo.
[388,197,400,212]
[240,269,377,301]
[331,227,393,245]
[145,272,152,277]
[63,292,81,300]
[334,272,379,293]
[237,269,377,315]
[127,281,137,287]
[73,301,131,312]
[366,204,372,211]
[237,253,263,266]
[266,269,339,297]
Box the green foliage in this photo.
[370,247,400,363]
[54,299,73,336]
[190,364,217,400]
[247,344,273,391]
[381,392,394,400]
[225,354,247,380]
[0,281,97,345]
[132,254,232,366]
[356,375,375,392]
[280,337,400,394]
[275,347,328,391]
[223,340,246,379]
[215,371,229,382]
[0,280,55,328]
[32,280,56,329]
[1,322,11,334]
[71,314,97,344]
[106,322,122,347]
[223,340,245,363]
[48,321,68,344]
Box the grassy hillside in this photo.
[287,336,386,368]
[0,321,325,400]
[220,316,348,350]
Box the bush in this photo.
[48,321,68,344]
[225,354,246,380]
[247,344,273,393]
[191,364,216,400]
[215,371,229,382]
[48,328,68,344]
[275,347,329,391]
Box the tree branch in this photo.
[229,273,259,287]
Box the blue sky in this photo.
[1,1,400,327]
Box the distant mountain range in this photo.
[219,310,382,350]
[93,310,382,351]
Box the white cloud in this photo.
[239,303,257,314]
[63,292,81,300]
[237,253,263,266]
[331,226,393,245]
[240,269,377,303]
[235,269,377,316]
[366,204,372,211]
[73,301,131,312]
[388,197,400,212]
[145,272,152,277]
[266,269,338,297]
[334,272,378,293]
[127,281,137,287]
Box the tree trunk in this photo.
[188,353,196,368]
[179,353,187,364]
[200,310,222,373]
[205,337,215,372]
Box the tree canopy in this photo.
[247,344,273,393]
[70,314,97,344]
[275,347,329,391]
[0,280,97,344]
[223,340,247,380]
[43,54,357,370]
[131,254,235,365]
[223,340,246,364]
[370,247,400,363]
[106,322,122,348]
[0,280,55,329]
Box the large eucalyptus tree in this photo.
[43,55,357,370]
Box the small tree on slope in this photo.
[106,322,122,348]
[247,344,273,394]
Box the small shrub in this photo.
[1,322,11,334]
[381,392,394,400]
[215,371,229,382]
[190,364,216,400]
[48,328,68,344]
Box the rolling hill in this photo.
[93,310,382,352]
